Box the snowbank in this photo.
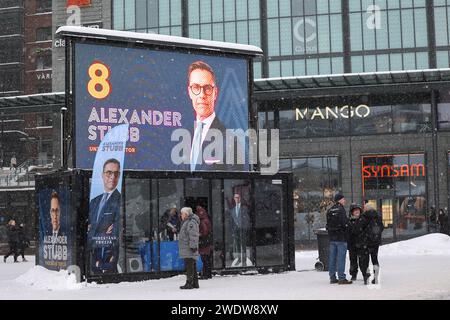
[14,266,84,291]
[380,233,450,256]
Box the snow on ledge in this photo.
[15,266,84,291]
[56,26,263,56]
[380,233,450,256]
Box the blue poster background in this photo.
[38,187,72,271]
[75,42,249,171]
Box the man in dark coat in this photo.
[228,193,250,267]
[178,207,200,289]
[348,204,370,284]
[326,193,352,285]
[88,159,122,274]
[187,60,245,172]
[4,219,19,263]
[363,202,384,284]
[438,209,449,235]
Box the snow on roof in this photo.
[56,26,263,57]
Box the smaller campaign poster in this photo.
[38,187,72,271]
[87,124,128,275]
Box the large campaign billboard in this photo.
[74,42,250,172]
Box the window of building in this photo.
[36,113,52,127]
[0,68,22,93]
[36,27,52,42]
[0,0,23,9]
[349,0,429,72]
[438,89,450,130]
[113,0,182,36]
[282,156,340,242]
[0,39,23,64]
[362,153,427,240]
[0,11,23,36]
[36,0,52,13]
[267,0,344,77]
[36,53,51,70]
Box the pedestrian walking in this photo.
[196,205,212,280]
[10,155,17,171]
[178,207,200,289]
[4,219,19,263]
[326,193,352,285]
[363,202,384,284]
[348,204,370,284]
[17,223,30,262]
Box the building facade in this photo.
[110,0,450,243]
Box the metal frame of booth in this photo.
[35,170,294,283]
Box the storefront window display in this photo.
[362,154,428,241]
[282,157,340,242]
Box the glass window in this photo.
[211,179,224,269]
[351,105,392,135]
[36,27,52,42]
[124,179,151,273]
[438,89,450,130]
[36,53,52,70]
[254,180,284,267]
[392,104,431,133]
[224,179,254,268]
[36,0,51,13]
[292,157,340,242]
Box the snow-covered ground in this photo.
[1,234,450,300]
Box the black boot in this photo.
[180,283,194,290]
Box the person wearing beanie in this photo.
[348,204,370,284]
[326,193,352,285]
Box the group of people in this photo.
[326,193,384,285]
[3,219,30,263]
[160,204,213,289]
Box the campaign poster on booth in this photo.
[88,124,127,275]
[38,188,72,271]
[74,42,249,172]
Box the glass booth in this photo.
[35,170,295,283]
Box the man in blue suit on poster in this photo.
[88,158,122,274]
[187,60,245,172]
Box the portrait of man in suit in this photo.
[49,191,63,238]
[88,158,122,274]
[227,193,251,267]
[187,60,244,172]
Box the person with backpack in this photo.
[196,205,212,280]
[326,193,352,285]
[4,219,19,263]
[363,202,384,284]
[348,204,370,284]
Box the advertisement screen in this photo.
[38,187,72,271]
[74,42,249,172]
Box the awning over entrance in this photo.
[254,68,450,99]
[0,92,65,107]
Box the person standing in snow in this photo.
[196,205,212,280]
[326,193,352,285]
[363,202,384,284]
[348,204,370,284]
[178,207,200,289]
[4,219,19,263]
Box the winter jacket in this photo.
[326,202,349,242]
[348,215,369,254]
[178,213,200,259]
[364,209,384,247]
[438,212,449,234]
[6,225,19,245]
[196,207,212,255]
[18,227,30,248]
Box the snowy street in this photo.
[0,234,450,300]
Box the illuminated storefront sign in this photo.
[362,163,426,178]
[67,0,91,7]
[295,104,371,121]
